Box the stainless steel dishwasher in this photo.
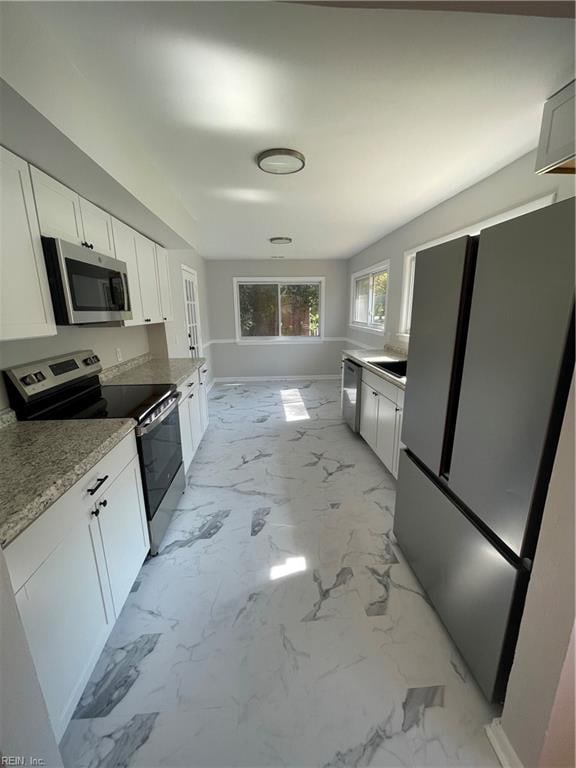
[341,358,362,432]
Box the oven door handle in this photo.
[135,392,181,436]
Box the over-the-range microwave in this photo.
[42,237,132,324]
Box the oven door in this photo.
[45,238,132,324]
[136,394,183,521]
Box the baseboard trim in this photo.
[485,719,524,768]
[212,374,341,384]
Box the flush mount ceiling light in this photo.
[269,237,293,245]
[256,148,305,175]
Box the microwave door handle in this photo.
[122,272,131,311]
[110,273,126,310]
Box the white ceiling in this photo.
[22,3,575,259]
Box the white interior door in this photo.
[181,266,203,358]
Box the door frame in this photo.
[180,265,204,358]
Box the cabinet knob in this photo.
[145,318,151,322]
[99,499,108,508]
[163,317,167,321]
[91,508,100,518]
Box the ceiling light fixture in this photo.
[256,148,305,175]
[269,237,293,245]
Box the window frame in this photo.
[233,276,326,344]
[398,193,557,339]
[349,260,390,334]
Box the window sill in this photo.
[349,323,386,336]
[236,337,324,345]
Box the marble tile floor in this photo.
[61,381,499,768]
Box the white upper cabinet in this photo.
[0,148,56,340]
[135,233,162,324]
[30,166,83,243]
[111,218,144,325]
[535,80,575,174]
[79,198,115,257]
[155,245,174,322]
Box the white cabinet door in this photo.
[199,368,209,434]
[0,148,56,340]
[360,382,378,452]
[392,406,403,479]
[96,456,149,617]
[30,166,83,243]
[15,514,112,741]
[188,388,202,452]
[112,218,144,325]
[135,233,162,324]
[155,245,174,322]
[375,394,397,473]
[179,396,195,475]
[79,198,115,257]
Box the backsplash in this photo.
[99,353,152,382]
[0,325,150,410]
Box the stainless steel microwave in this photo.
[42,237,132,324]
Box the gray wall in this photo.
[0,325,150,411]
[500,378,575,768]
[347,149,576,352]
[205,259,349,379]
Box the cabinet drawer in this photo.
[177,370,200,398]
[5,431,137,592]
[362,368,400,403]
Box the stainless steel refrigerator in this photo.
[394,198,575,702]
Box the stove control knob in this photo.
[20,374,37,386]
[93,355,100,363]
[34,371,46,382]
[83,357,92,365]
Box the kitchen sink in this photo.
[369,360,407,378]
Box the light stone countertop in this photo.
[342,348,407,390]
[0,418,135,549]
[102,357,206,387]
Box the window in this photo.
[234,278,324,342]
[350,261,389,332]
[398,193,556,337]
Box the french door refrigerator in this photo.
[394,198,575,702]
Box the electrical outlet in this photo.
[115,348,123,362]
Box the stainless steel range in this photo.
[4,350,185,554]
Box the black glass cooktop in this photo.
[26,381,175,423]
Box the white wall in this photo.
[347,150,576,352]
[205,258,349,379]
[0,4,197,248]
[500,378,575,768]
[0,325,150,411]
[0,550,62,766]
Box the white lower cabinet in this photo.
[179,392,195,474]
[360,382,378,451]
[15,513,112,741]
[178,370,209,474]
[199,365,210,433]
[5,433,149,741]
[95,455,149,617]
[359,372,403,479]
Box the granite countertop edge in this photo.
[101,357,207,387]
[0,418,136,550]
[342,348,407,390]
